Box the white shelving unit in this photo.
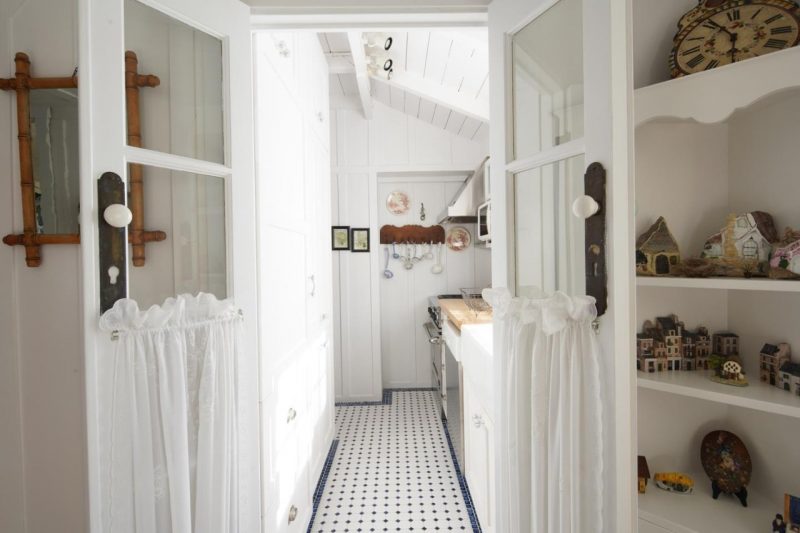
[635,46,800,127]
[637,276,800,293]
[638,371,800,419]
[633,18,800,532]
[639,472,771,533]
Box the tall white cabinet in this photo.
[254,32,335,533]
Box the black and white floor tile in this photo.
[308,390,481,532]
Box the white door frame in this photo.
[78,0,258,531]
[487,0,636,531]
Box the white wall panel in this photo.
[0,1,87,532]
[332,100,489,398]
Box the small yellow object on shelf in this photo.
[654,472,694,495]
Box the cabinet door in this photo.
[464,381,495,530]
[304,131,332,339]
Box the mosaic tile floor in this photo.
[308,390,481,532]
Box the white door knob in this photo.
[103,204,133,228]
[571,195,599,219]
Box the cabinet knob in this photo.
[287,407,297,423]
[288,505,298,523]
[317,111,324,123]
[472,414,483,428]
[277,40,290,58]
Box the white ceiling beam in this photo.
[371,71,488,122]
[347,31,373,120]
[325,53,355,74]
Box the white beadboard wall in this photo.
[0,2,87,533]
[378,178,490,388]
[636,90,800,508]
[331,100,489,401]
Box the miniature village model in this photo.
[636,315,748,386]
[636,315,711,373]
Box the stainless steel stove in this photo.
[424,294,464,475]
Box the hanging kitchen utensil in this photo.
[383,247,394,279]
[420,202,426,221]
[424,242,434,260]
[392,242,400,259]
[431,243,444,274]
[404,242,414,270]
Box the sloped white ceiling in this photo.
[322,29,489,141]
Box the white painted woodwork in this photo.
[78,1,260,532]
[637,390,800,533]
[463,371,495,532]
[346,31,373,119]
[636,47,800,127]
[489,0,635,531]
[634,45,800,532]
[377,178,490,389]
[326,28,489,140]
[1,2,85,532]
[255,31,335,533]
[331,100,488,401]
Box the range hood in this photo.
[438,156,490,224]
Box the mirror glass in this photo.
[124,0,225,164]
[29,88,80,234]
[512,0,584,160]
[129,166,227,308]
[514,154,585,295]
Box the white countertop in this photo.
[460,323,494,416]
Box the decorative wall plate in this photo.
[446,226,471,252]
[386,191,410,215]
[700,430,752,507]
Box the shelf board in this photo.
[639,469,772,533]
[638,370,800,419]
[635,46,800,127]
[637,276,800,293]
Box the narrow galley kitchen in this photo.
[255,27,494,533]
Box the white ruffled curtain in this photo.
[484,288,603,533]
[98,293,242,533]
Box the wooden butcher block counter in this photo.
[439,298,492,331]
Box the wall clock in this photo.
[670,0,800,78]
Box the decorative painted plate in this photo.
[446,226,471,252]
[700,430,752,494]
[386,191,410,215]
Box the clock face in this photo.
[671,0,800,77]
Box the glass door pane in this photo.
[124,0,225,164]
[129,165,227,307]
[514,154,585,295]
[512,0,584,159]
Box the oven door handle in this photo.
[424,321,442,344]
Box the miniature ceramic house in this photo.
[638,456,651,494]
[769,228,800,277]
[702,211,779,264]
[636,217,681,276]
[713,332,740,357]
[759,343,791,386]
[778,362,800,396]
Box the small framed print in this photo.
[332,226,350,251]
[350,228,370,253]
[787,493,800,532]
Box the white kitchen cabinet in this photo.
[256,31,333,533]
[463,375,495,532]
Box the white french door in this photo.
[77,0,259,531]
[488,0,636,531]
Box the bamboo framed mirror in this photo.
[0,52,165,266]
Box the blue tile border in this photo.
[306,439,339,533]
[334,387,438,407]
[441,417,483,533]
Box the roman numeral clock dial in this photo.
[670,0,800,78]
